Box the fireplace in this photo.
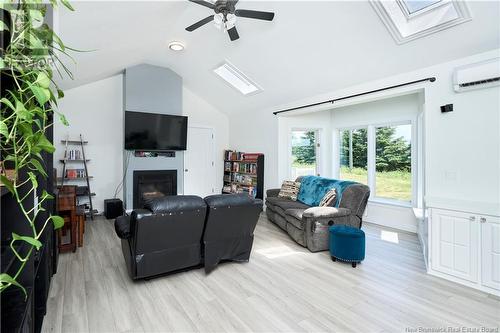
[133,170,177,209]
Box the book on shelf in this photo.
[66,149,82,160]
[243,153,263,161]
[222,149,264,199]
[224,150,245,161]
[65,168,86,179]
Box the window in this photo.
[291,130,318,179]
[339,128,368,185]
[371,0,471,44]
[213,61,262,96]
[400,0,441,14]
[338,122,414,204]
[375,124,412,201]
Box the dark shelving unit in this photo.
[222,151,264,200]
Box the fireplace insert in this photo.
[133,170,177,209]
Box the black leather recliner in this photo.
[114,194,263,279]
[203,194,263,273]
[115,195,207,279]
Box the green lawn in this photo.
[340,167,411,201]
[290,164,411,201]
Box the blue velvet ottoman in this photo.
[329,225,365,268]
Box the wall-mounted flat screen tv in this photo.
[125,111,188,151]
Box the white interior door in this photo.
[184,127,215,197]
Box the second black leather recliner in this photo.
[203,194,263,273]
[114,194,263,280]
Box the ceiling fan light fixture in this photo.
[168,41,185,51]
[214,13,224,30]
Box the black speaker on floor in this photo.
[104,199,123,220]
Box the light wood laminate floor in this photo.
[42,214,500,333]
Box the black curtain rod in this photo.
[273,77,436,115]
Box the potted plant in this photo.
[0,0,75,297]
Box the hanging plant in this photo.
[0,0,75,296]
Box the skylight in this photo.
[401,0,441,14]
[371,0,471,44]
[214,62,262,96]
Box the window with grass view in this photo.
[338,123,413,203]
[375,124,412,201]
[291,130,317,179]
[340,128,368,184]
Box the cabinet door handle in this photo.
[469,216,476,221]
[480,217,486,223]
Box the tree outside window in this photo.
[291,130,317,179]
[339,123,412,202]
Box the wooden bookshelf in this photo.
[222,150,264,199]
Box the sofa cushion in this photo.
[285,209,306,230]
[297,176,356,207]
[319,188,337,207]
[266,196,289,211]
[266,196,308,211]
[278,180,301,201]
[271,199,310,217]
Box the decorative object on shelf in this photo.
[59,135,96,219]
[0,1,75,331]
[222,150,264,199]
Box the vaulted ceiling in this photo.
[56,1,500,114]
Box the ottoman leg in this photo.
[351,262,357,268]
[331,256,336,262]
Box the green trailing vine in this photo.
[0,0,75,296]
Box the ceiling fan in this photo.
[185,0,275,41]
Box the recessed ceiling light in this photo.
[168,41,185,51]
[213,61,262,96]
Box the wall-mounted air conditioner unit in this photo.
[453,58,500,93]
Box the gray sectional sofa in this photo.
[265,177,370,252]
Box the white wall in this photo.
[229,110,279,199]
[55,74,229,213]
[183,86,230,194]
[229,49,500,231]
[54,75,124,213]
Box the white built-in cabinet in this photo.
[481,215,500,290]
[429,208,500,295]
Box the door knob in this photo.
[480,217,486,223]
[184,169,188,172]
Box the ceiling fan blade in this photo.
[227,26,240,41]
[186,15,214,32]
[235,9,274,21]
[188,0,215,10]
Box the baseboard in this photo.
[363,202,417,233]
